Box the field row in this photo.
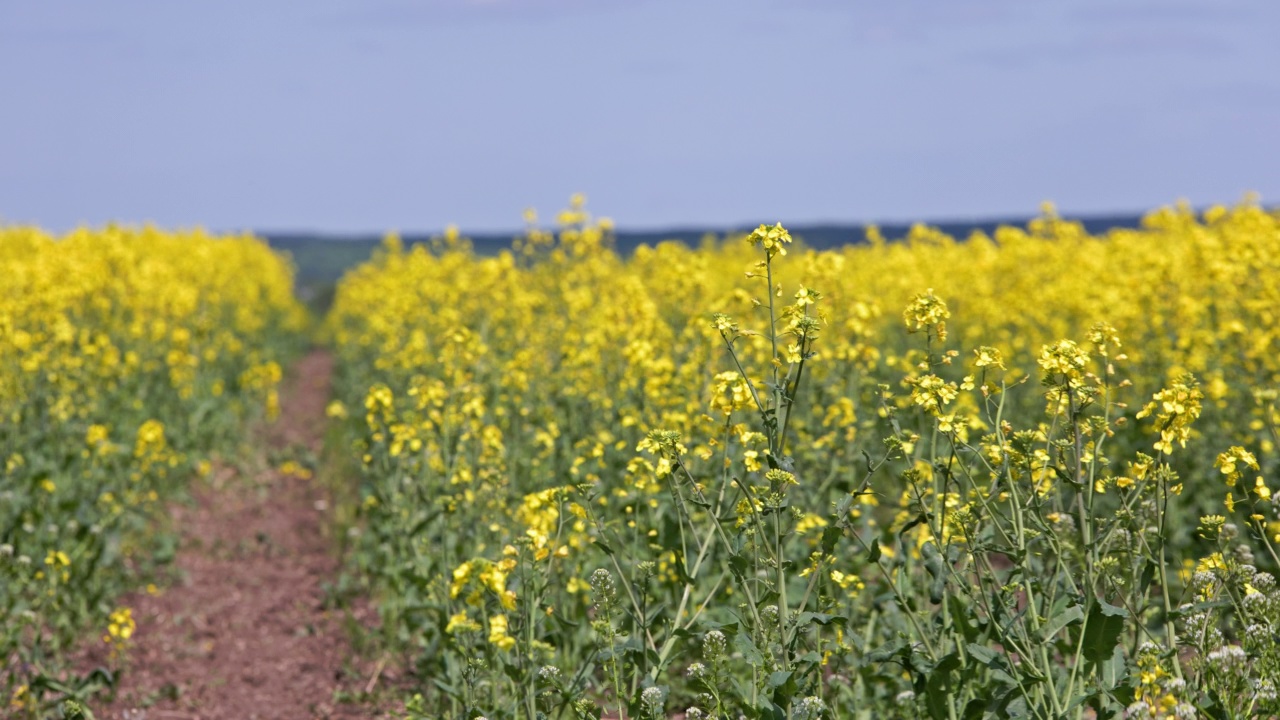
[5,198,1279,719]
[324,198,1280,718]
[1,226,306,713]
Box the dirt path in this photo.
[91,350,385,720]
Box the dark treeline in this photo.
[265,213,1146,286]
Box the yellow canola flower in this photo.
[1254,475,1271,501]
[1216,446,1259,487]
[1136,375,1204,454]
[323,197,1280,710]
[747,223,793,259]
[446,611,482,635]
[105,607,135,642]
[488,614,516,651]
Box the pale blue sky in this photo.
[1,0,1276,233]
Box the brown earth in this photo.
[83,350,397,720]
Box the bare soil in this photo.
[84,351,395,720]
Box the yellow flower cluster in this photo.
[335,200,1279,522]
[1,223,304,698]
[102,607,136,658]
[1136,374,1204,455]
[450,557,517,610]
[327,197,1280,707]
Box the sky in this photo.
[1,0,1277,234]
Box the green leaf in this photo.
[867,539,882,563]
[966,643,1021,687]
[733,628,765,666]
[820,525,843,555]
[700,619,739,635]
[899,512,930,538]
[986,686,1021,719]
[501,660,524,684]
[1039,603,1085,643]
[948,594,980,642]
[922,541,947,604]
[1200,689,1232,720]
[965,644,998,664]
[767,670,798,706]
[1139,558,1156,591]
[929,575,946,605]
[795,651,823,666]
[1081,600,1129,668]
[866,640,908,664]
[795,612,847,627]
[754,699,787,720]
[431,678,458,696]
[1099,643,1127,692]
[921,652,961,720]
